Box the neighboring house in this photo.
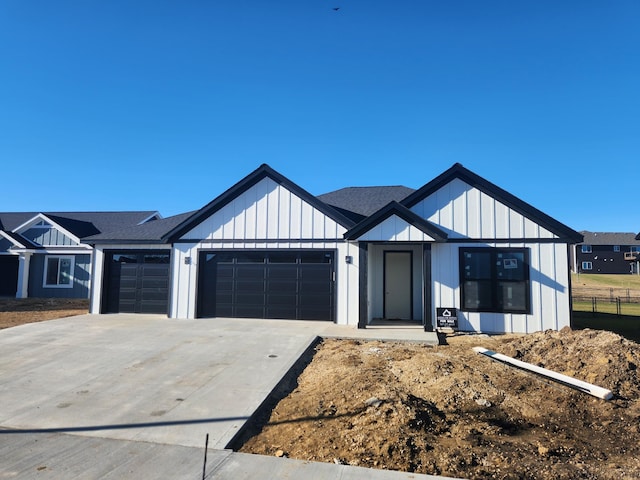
[572,231,640,274]
[0,211,161,298]
[86,163,583,334]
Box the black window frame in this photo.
[459,247,531,314]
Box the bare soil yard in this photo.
[0,298,88,329]
[2,298,639,478]
[239,330,640,479]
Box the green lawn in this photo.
[573,299,640,316]
[572,273,640,290]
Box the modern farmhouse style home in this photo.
[0,211,160,299]
[86,163,583,334]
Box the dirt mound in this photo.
[239,329,640,479]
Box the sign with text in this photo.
[436,307,458,329]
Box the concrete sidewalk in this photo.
[0,314,448,479]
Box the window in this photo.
[613,246,620,252]
[581,261,593,271]
[43,256,74,288]
[632,246,640,253]
[459,248,530,314]
[581,245,592,253]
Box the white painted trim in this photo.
[42,255,75,289]
[0,230,27,249]
[12,213,83,245]
[16,253,31,298]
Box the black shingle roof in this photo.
[84,211,196,244]
[0,211,160,240]
[317,186,415,218]
[579,231,640,246]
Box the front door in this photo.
[384,251,412,320]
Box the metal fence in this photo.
[573,295,640,316]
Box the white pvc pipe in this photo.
[473,347,614,401]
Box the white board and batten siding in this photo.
[171,177,360,324]
[420,178,571,334]
[355,215,436,242]
[410,178,558,240]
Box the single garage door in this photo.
[0,255,19,296]
[103,251,170,314]
[197,250,335,321]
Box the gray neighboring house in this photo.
[572,231,640,274]
[0,211,161,298]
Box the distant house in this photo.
[572,231,640,274]
[0,212,161,298]
[87,164,583,334]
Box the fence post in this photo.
[617,297,621,316]
[592,297,597,316]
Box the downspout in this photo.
[567,244,574,329]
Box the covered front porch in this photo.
[358,242,435,331]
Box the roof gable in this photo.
[345,201,448,242]
[165,164,356,241]
[13,213,82,246]
[401,164,583,243]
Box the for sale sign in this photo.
[436,307,458,329]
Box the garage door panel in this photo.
[267,279,297,293]
[268,293,298,305]
[266,306,297,318]
[268,265,297,279]
[197,250,335,321]
[235,305,265,318]
[104,252,170,314]
[236,266,264,279]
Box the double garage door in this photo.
[197,250,335,321]
[103,251,170,314]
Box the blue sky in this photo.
[1,1,638,232]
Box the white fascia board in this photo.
[12,213,83,245]
[38,247,94,255]
[92,243,171,250]
[0,230,26,248]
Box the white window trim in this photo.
[581,245,592,253]
[43,255,75,289]
[581,261,593,271]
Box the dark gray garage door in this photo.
[197,250,335,321]
[0,255,19,296]
[103,251,170,314]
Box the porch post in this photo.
[358,242,368,329]
[16,252,32,299]
[423,244,433,331]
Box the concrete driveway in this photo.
[0,314,443,479]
